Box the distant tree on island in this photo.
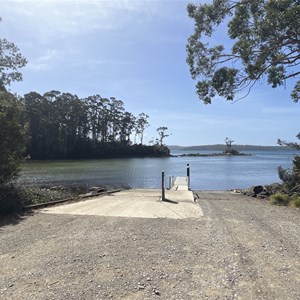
[223,137,241,155]
[135,113,150,145]
[224,137,234,152]
[186,1,300,104]
[157,127,171,146]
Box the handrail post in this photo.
[161,171,165,201]
[187,163,190,191]
[169,176,174,189]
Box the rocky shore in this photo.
[234,183,290,199]
[175,152,251,157]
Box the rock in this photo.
[243,190,256,197]
[79,192,94,198]
[89,186,105,192]
[257,190,270,199]
[153,289,160,295]
[253,185,264,195]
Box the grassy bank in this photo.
[0,184,85,215]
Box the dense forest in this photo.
[23,91,170,159]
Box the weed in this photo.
[269,193,290,206]
[290,195,300,208]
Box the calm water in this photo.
[19,150,299,190]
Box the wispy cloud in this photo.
[2,0,171,38]
[26,49,63,71]
[262,106,300,115]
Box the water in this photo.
[18,150,299,190]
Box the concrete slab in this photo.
[41,189,203,219]
[171,176,189,191]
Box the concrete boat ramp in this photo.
[41,177,203,219]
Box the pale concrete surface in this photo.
[41,189,203,219]
[171,176,189,191]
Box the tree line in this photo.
[23,91,170,159]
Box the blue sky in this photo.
[1,0,300,146]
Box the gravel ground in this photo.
[0,191,299,299]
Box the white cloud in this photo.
[1,0,162,38]
[26,49,63,71]
[262,106,300,115]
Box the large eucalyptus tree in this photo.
[187,0,300,103]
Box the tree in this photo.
[186,0,300,104]
[135,113,150,144]
[157,126,170,146]
[0,19,27,90]
[107,97,125,142]
[0,20,27,186]
[119,112,136,144]
[277,133,300,192]
[0,91,27,185]
[223,137,240,155]
[224,137,234,152]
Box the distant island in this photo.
[168,144,299,158]
[175,152,251,157]
[168,144,297,152]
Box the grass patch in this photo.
[269,193,290,206]
[0,184,85,215]
[290,195,300,208]
[269,193,300,208]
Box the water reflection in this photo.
[19,150,296,190]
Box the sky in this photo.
[1,0,300,146]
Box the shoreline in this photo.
[173,152,252,157]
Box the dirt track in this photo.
[0,191,299,299]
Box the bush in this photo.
[277,133,300,192]
[269,193,290,206]
[0,91,27,185]
[269,193,300,208]
[0,184,24,215]
[290,195,300,208]
[0,184,85,215]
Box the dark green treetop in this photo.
[186,0,300,104]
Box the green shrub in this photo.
[0,184,84,215]
[0,91,27,185]
[0,184,23,215]
[269,193,291,206]
[290,195,300,208]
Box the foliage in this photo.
[135,113,150,144]
[0,184,83,215]
[186,0,300,103]
[224,137,233,153]
[277,133,300,192]
[269,193,300,207]
[0,91,27,185]
[0,22,27,89]
[222,137,241,155]
[23,91,169,159]
[290,195,300,208]
[157,127,170,146]
[269,193,291,206]
[0,184,24,215]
